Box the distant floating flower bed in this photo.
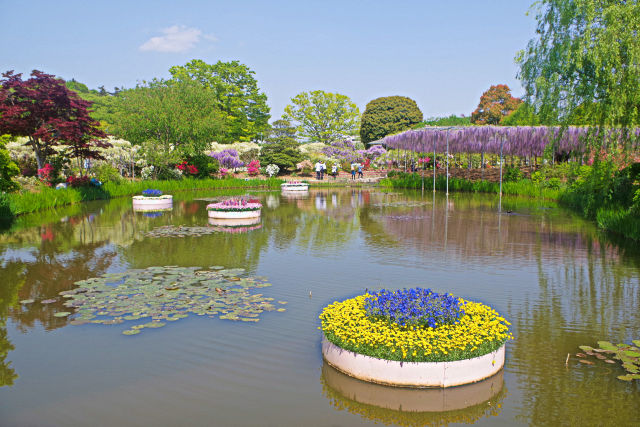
[319,288,513,387]
[281,181,309,191]
[133,190,173,211]
[207,198,262,219]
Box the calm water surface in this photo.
[0,188,639,426]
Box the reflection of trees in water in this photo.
[0,261,22,387]
[511,237,640,425]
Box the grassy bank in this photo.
[380,173,561,200]
[0,177,282,219]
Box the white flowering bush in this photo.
[265,164,280,177]
[141,165,155,180]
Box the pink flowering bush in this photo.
[247,160,260,176]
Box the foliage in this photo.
[259,141,302,172]
[265,164,280,177]
[471,84,522,125]
[364,288,464,329]
[517,0,640,155]
[65,78,119,131]
[503,166,524,182]
[169,59,270,142]
[360,96,423,145]
[296,159,313,175]
[267,119,297,144]
[185,153,219,178]
[414,115,472,128]
[111,79,224,157]
[209,149,243,169]
[0,136,19,192]
[283,90,360,143]
[500,102,540,126]
[575,340,640,382]
[320,293,513,362]
[0,70,108,170]
[65,175,91,188]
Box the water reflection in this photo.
[321,363,505,426]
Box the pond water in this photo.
[0,188,639,426]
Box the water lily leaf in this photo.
[41,299,57,304]
[604,359,616,364]
[617,374,635,381]
[122,329,140,335]
[597,341,618,351]
[576,353,587,358]
[277,308,286,312]
[632,340,640,347]
[54,312,71,317]
[277,301,288,305]
[20,299,35,304]
[578,345,594,353]
[578,360,595,365]
[595,354,607,360]
[622,363,639,373]
[623,350,640,358]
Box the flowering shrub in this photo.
[209,149,244,170]
[142,189,163,197]
[219,168,230,178]
[65,175,90,188]
[364,288,464,328]
[322,139,363,165]
[141,165,155,180]
[265,164,280,177]
[176,161,198,176]
[207,198,262,212]
[320,291,513,362]
[247,160,260,176]
[37,164,55,186]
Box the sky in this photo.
[0,0,538,121]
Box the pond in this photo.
[0,188,639,426]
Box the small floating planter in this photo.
[132,189,173,211]
[319,288,513,388]
[207,198,261,219]
[281,181,309,192]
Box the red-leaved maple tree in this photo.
[471,84,522,125]
[0,70,108,170]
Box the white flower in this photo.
[265,164,280,177]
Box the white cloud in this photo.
[140,25,215,53]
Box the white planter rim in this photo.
[132,195,173,200]
[322,336,505,388]
[208,209,261,219]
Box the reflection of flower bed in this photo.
[373,201,431,208]
[321,362,507,427]
[60,266,286,335]
[209,224,263,234]
[143,211,164,218]
[320,289,512,362]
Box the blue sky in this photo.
[0,0,537,120]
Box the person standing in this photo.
[331,163,338,179]
[350,162,356,180]
[315,161,322,180]
[357,163,363,179]
[320,162,326,180]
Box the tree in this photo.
[169,59,270,143]
[259,140,302,172]
[517,0,640,153]
[111,79,225,158]
[471,84,522,125]
[360,96,422,145]
[267,119,297,144]
[500,102,540,126]
[283,90,360,144]
[65,79,118,131]
[0,70,107,170]
[417,115,471,127]
[0,135,19,192]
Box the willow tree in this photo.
[517,0,640,156]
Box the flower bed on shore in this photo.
[319,288,513,363]
[206,198,262,212]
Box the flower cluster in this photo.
[65,175,90,188]
[142,189,163,197]
[282,181,308,185]
[247,160,260,176]
[176,161,198,176]
[265,164,279,177]
[207,198,262,212]
[320,293,513,362]
[364,288,464,328]
[37,163,55,186]
[210,149,244,169]
[322,139,363,164]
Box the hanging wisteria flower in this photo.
[142,189,163,197]
[207,198,262,212]
[210,149,244,169]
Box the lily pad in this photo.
[597,341,618,351]
[41,299,57,304]
[578,359,594,365]
[578,345,594,353]
[54,312,71,317]
[19,299,35,304]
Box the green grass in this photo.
[596,208,640,241]
[0,178,282,219]
[380,173,561,200]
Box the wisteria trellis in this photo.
[382,126,640,157]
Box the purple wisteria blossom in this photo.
[209,149,244,169]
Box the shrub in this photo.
[187,154,219,178]
[360,96,423,145]
[66,175,91,188]
[503,166,524,182]
[94,163,122,183]
[259,141,302,172]
[247,160,260,176]
[265,164,280,177]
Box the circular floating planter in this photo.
[207,199,262,219]
[208,217,261,227]
[321,362,504,412]
[281,181,309,191]
[319,288,513,388]
[322,337,505,388]
[132,195,173,211]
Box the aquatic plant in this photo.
[320,291,513,362]
[575,340,640,382]
[58,266,285,335]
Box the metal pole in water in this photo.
[433,136,436,193]
[446,130,450,196]
[499,136,504,213]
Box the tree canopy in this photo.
[360,96,423,145]
[517,0,640,152]
[471,84,522,125]
[283,90,360,144]
[111,79,225,157]
[0,70,107,170]
[169,59,270,143]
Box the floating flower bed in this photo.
[207,198,261,219]
[319,288,513,387]
[133,189,173,211]
[281,181,309,191]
